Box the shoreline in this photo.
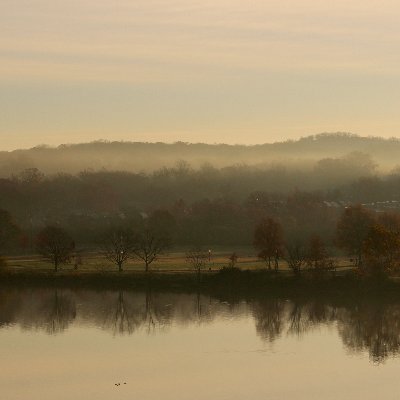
[1,268,399,300]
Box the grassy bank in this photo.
[1,267,399,301]
[4,247,352,273]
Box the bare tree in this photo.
[285,242,307,275]
[36,226,75,272]
[132,228,171,272]
[101,228,135,272]
[254,217,284,270]
[186,247,208,279]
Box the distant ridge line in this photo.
[8,132,400,153]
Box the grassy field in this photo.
[4,246,354,273]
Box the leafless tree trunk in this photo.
[101,228,135,272]
[132,228,171,273]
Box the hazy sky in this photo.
[1,0,400,150]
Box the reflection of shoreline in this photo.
[2,269,400,296]
[1,287,400,363]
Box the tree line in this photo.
[252,204,400,278]
[1,202,400,278]
[32,211,172,272]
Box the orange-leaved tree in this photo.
[363,224,400,277]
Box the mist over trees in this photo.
[2,133,400,177]
[0,166,400,249]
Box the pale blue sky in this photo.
[1,0,400,150]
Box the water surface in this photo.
[1,288,399,400]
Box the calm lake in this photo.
[1,287,399,400]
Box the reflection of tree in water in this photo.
[252,299,285,342]
[287,300,337,336]
[16,289,77,335]
[138,291,219,333]
[287,301,310,336]
[37,290,76,334]
[170,292,215,326]
[0,289,20,327]
[193,291,217,323]
[337,302,400,363]
[0,288,222,336]
[77,289,219,335]
[4,287,400,363]
[144,290,156,334]
[252,298,337,340]
[102,290,175,335]
[252,297,400,363]
[103,291,142,335]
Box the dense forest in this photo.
[0,155,399,249]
